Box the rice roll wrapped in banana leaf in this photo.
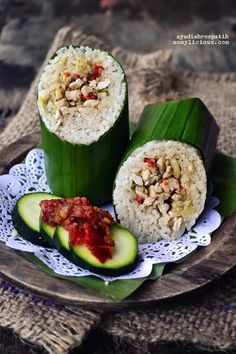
[113,98,219,242]
[38,45,129,204]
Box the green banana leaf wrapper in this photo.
[119,97,219,171]
[39,47,129,205]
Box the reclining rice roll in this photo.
[38,45,129,204]
[113,98,219,242]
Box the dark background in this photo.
[0,0,236,132]
[0,0,236,353]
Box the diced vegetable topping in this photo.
[135,195,143,204]
[132,156,197,232]
[41,60,111,128]
[144,158,157,168]
[87,64,104,81]
[40,197,115,263]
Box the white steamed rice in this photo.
[113,140,207,243]
[38,46,126,145]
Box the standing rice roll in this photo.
[113,98,219,242]
[38,45,129,204]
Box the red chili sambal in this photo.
[40,197,114,263]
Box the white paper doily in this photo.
[0,149,221,282]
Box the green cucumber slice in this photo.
[13,192,60,247]
[53,226,72,261]
[70,223,138,276]
[40,220,56,248]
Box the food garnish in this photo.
[40,197,114,263]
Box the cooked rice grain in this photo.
[113,140,207,243]
[38,46,126,145]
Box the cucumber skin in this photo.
[13,206,52,247]
[54,223,138,276]
[70,245,138,276]
[40,220,55,248]
[53,229,74,262]
[70,223,139,276]
[119,98,219,171]
[39,48,129,205]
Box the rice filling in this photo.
[113,140,207,243]
[38,46,126,145]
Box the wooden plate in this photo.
[0,137,236,310]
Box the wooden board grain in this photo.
[0,138,236,310]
